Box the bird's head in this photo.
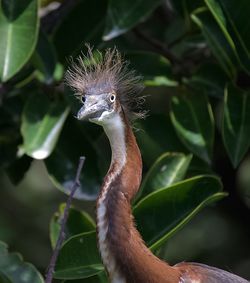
[76,90,120,125]
[65,47,145,127]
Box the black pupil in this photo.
[111,95,115,101]
[81,96,86,103]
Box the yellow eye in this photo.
[110,94,116,102]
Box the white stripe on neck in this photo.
[97,113,127,283]
[103,113,127,169]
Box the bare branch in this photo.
[45,156,86,283]
[133,28,181,65]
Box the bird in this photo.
[66,47,250,283]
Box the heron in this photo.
[66,48,249,283]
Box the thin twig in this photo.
[133,28,181,65]
[45,156,86,283]
[168,32,190,49]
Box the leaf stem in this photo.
[45,156,86,283]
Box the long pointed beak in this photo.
[77,99,108,121]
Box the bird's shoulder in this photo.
[175,262,250,283]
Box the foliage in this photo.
[0,241,44,283]
[0,0,250,282]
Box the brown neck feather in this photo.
[97,112,181,283]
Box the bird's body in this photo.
[67,47,249,283]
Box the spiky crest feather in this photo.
[65,46,146,119]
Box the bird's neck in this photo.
[102,112,142,201]
[96,112,179,283]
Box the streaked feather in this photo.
[176,262,250,282]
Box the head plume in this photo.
[65,46,145,119]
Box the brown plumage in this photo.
[67,48,250,283]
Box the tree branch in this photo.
[45,156,86,283]
[133,28,181,65]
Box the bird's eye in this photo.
[110,94,116,102]
[81,96,86,103]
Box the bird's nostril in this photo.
[81,96,86,103]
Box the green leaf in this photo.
[54,232,103,280]
[127,51,177,87]
[0,123,21,168]
[0,94,24,168]
[63,272,108,283]
[0,241,44,283]
[133,175,226,250]
[139,152,192,199]
[32,30,57,83]
[45,117,102,200]
[222,84,250,168]
[103,0,163,40]
[220,0,250,73]
[0,0,39,81]
[6,155,32,185]
[170,93,214,164]
[204,0,235,50]
[185,63,228,98]
[172,0,204,16]
[135,114,186,167]
[191,8,237,78]
[53,0,107,61]
[50,204,95,248]
[206,0,250,73]
[187,156,212,176]
[21,92,70,160]
[0,271,12,283]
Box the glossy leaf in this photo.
[50,204,95,248]
[172,0,204,17]
[0,94,24,168]
[45,117,102,200]
[222,84,250,168]
[53,0,107,61]
[204,0,235,50]
[32,30,57,83]
[21,92,70,160]
[103,0,163,40]
[0,123,21,168]
[185,63,228,98]
[135,114,186,167]
[127,51,177,87]
[0,241,44,283]
[187,156,212,176]
[139,152,192,199]
[64,272,108,283]
[191,8,237,78]
[206,0,250,73]
[54,231,103,280]
[0,0,39,81]
[237,155,250,208]
[170,93,214,164]
[6,155,32,185]
[134,175,225,250]
[0,271,12,283]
